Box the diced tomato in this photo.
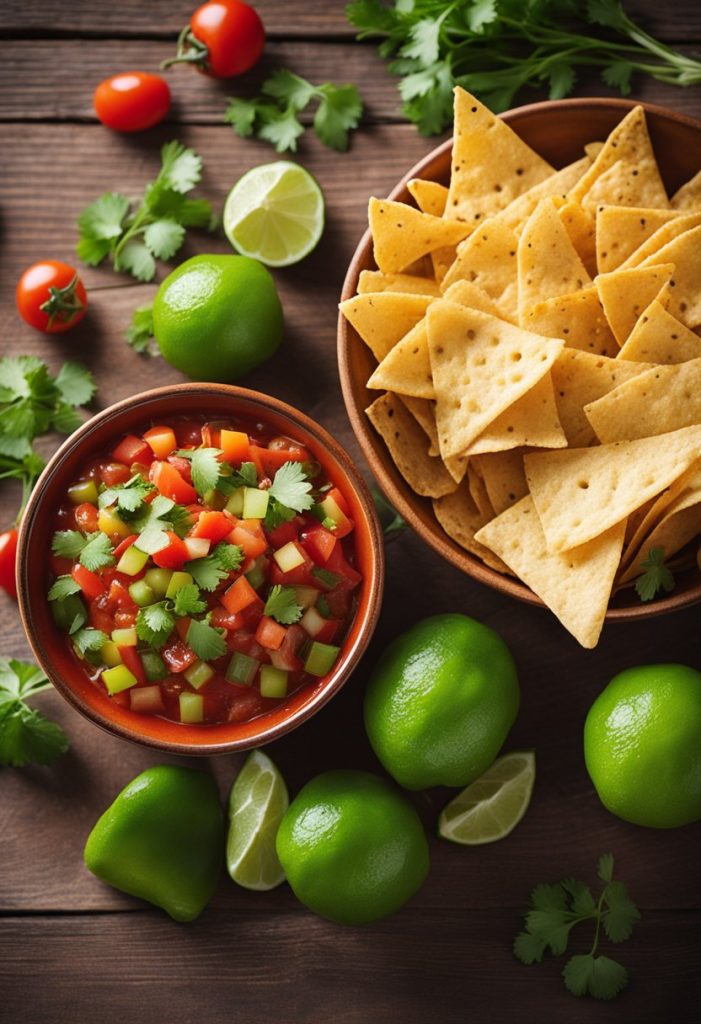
[74,502,99,532]
[228,688,267,722]
[327,486,350,516]
[267,518,301,548]
[112,534,138,560]
[269,624,305,671]
[269,549,317,588]
[152,531,190,570]
[114,609,137,628]
[302,525,337,564]
[219,429,250,464]
[99,461,133,487]
[227,630,267,660]
[167,454,193,484]
[149,460,197,504]
[107,578,137,609]
[201,424,220,448]
[247,445,267,481]
[211,607,243,631]
[118,646,148,685]
[324,579,356,620]
[255,615,287,651]
[112,434,153,466]
[50,554,72,577]
[221,575,259,615]
[191,510,234,544]
[175,616,191,640]
[175,422,202,447]
[143,426,177,459]
[229,524,268,559]
[71,563,105,600]
[111,691,130,708]
[257,445,307,477]
[88,599,115,634]
[315,618,341,644]
[326,542,362,587]
[162,638,198,673]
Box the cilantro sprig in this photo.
[186,542,244,591]
[0,659,70,768]
[51,529,115,572]
[125,304,156,355]
[99,474,156,515]
[77,141,215,282]
[186,614,228,661]
[176,447,225,497]
[347,0,701,131]
[226,69,363,153]
[135,580,225,659]
[514,853,641,1001]
[263,461,315,530]
[264,585,303,625]
[634,547,675,602]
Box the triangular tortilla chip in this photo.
[445,87,553,225]
[584,142,604,160]
[365,392,456,498]
[357,270,440,297]
[398,395,439,455]
[517,199,592,321]
[595,206,679,274]
[671,169,701,212]
[618,297,701,363]
[585,358,701,444]
[495,157,592,235]
[475,496,625,648]
[441,220,520,318]
[470,450,529,517]
[339,292,433,361]
[619,211,701,269]
[617,462,701,571]
[557,200,597,276]
[581,158,670,210]
[595,263,675,344]
[464,373,566,456]
[432,484,511,574]
[444,452,469,485]
[427,301,564,458]
[619,477,701,584]
[569,106,668,208]
[637,224,701,328]
[524,425,701,552]
[523,287,618,358]
[443,278,514,319]
[369,198,470,274]
[407,178,448,218]
[467,461,495,523]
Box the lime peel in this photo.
[438,750,536,845]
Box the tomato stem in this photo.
[161,26,210,71]
[39,271,85,330]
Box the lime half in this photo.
[227,749,289,890]
[224,161,325,267]
[438,751,535,845]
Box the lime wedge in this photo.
[223,161,324,267]
[438,751,535,845]
[226,749,289,890]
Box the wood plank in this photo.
[0,909,699,1023]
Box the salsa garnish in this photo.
[47,417,361,725]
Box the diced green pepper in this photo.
[184,660,215,690]
[316,595,331,618]
[116,545,150,576]
[102,665,139,695]
[111,627,137,647]
[166,571,193,600]
[100,640,123,668]
[141,650,168,682]
[68,479,99,506]
[179,692,204,723]
[312,567,342,590]
[260,665,288,698]
[245,557,267,591]
[242,487,269,519]
[226,652,259,687]
[224,487,245,516]
[304,642,340,678]
[144,568,172,599]
[129,580,156,607]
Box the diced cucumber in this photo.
[260,665,288,698]
[184,537,210,560]
[98,507,132,539]
[179,692,204,723]
[224,487,245,516]
[130,685,164,714]
[242,487,269,519]
[184,660,215,690]
[102,665,138,695]
[116,544,150,576]
[129,580,156,607]
[165,571,193,599]
[141,649,168,682]
[304,642,340,678]
[300,606,326,639]
[273,541,305,573]
[100,641,123,668]
[144,567,172,598]
[51,593,86,633]
[319,495,345,525]
[225,652,259,687]
[245,557,267,591]
[68,479,98,506]
[294,585,319,609]
[111,627,137,647]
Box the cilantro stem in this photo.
[589,888,608,957]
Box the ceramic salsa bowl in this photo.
[17,383,384,754]
[338,97,701,622]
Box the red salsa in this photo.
[48,416,361,726]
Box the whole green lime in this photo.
[364,614,519,790]
[584,663,701,828]
[275,770,429,925]
[152,254,283,382]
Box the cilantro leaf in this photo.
[131,494,192,539]
[159,141,203,193]
[261,69,317,110]
[0,701,69,768]
[212,543,245,572]
[186,543,243,591]
[177,447,223,496]
[597,852,614,883]
[54,362,97,407]
[0,659,51,701]
[259,108,306,154]
[125,304,156,355]
[264,585,303,625]
[634,547,675,602]
[268,461,314,513]
[144,218,186,260]
[51,402,83,434]
[116,239,157,282]
[78,192,130,242]
[513,931,547,965]
[603,881,640,942]
[314,83,363,152]
[72,627,108,656]
[186,615,227,661]
[78,532,115,572]
[563,954,628,1001]
[224,96,259,137]
[52,530,87,560]
[136,602,175,649]
[173,583,206,617]
[47,575,82,602]
[230,462,259,489]
[99,474,155,514]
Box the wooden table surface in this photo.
[2,3,701,1021]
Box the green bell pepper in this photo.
[83,765,224,923]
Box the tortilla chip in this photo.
[617,297,701,363]
[584,142,604,160]
[581,158,670,210]
[595,206,679,274]
[558,201,597,276]
[432,484,511,574]
[357,270,440,297]
[441,220,520,318]
[569,106,669,209]
[369,198,470,274]
[524,424,701,552]
[365,392,456,498]
[523,287,618,358]
[617,462,701,570]
[471,449,529,516]
[339,292,433,361]
[671,169,701,212]
[445,87,554,225]
[584,358,701,444]
[398,395,439,455]
[407,178,449,218]
[464,373,566,456]
[637,224,701,329]
[517,199,592,320]
[495,157,592,235]
[427,301,564,458]
[475,496,625,648]
[619,211,701,269]
[619,479,701,584]
[444,452,469,485]
[467,461,495,522]
[595,263,675,344]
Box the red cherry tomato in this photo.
[0,529,18,598]
[16,261,87,335]
[165,1,265,78]
[93,72,171,132]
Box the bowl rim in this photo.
[337,95,701,623]
[17,382,385,754]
